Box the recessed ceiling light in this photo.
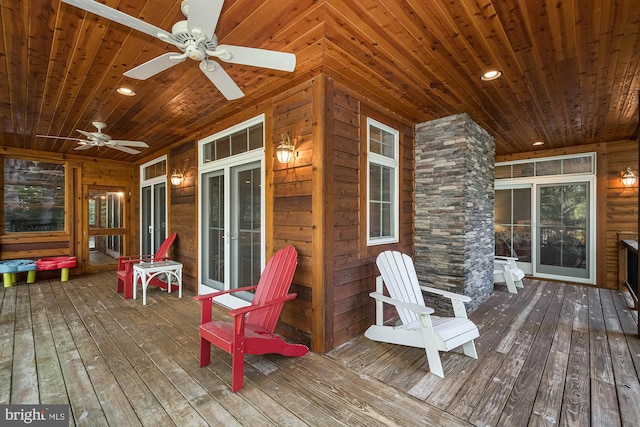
[481,70,502,81]
[117,87,136,96]
[532,141,544,146]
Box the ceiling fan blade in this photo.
[110,140,149,148]
[61,0,172,40]
[109,145,141,155]
[216,45,296,72]
[199,60,244,100]
[187,0,223,41]
[76,129,104,140]
[74,144,93,151]
[36,135,83,141]
[124,53,185,80]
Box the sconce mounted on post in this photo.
[621,167,637,187]
[275,133,295,164]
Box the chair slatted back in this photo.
[247,245,298,333]
[376,251,425,326]
[154,232,177,261]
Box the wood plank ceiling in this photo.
[1,0,638,161]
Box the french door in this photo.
[200,154,263,306]
[140,181,167,254]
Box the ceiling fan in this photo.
[37,121,149,154]
[61,0,297,100]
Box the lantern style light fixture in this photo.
[170,169,184,186]
[275,133,295,163]
[621,167,637,187]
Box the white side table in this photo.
[132,261,183,305]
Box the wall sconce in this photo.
[170,169,184,186]
[621,167,637,187]
[275,133,295,163]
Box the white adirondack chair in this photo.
[365,251,479,378]
[493,256,525,294]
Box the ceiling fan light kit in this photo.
[61,0,297,100]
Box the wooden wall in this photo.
[496,140,638,290]
[270,79,317,348]
[268,75,416,352]
[322,78,415,351]
[0,147,136,277]
[169,141,197,292]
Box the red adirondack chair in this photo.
[116,232,177,299]
[194,245,309,392]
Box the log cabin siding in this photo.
[496,140,638,290]
[169,141,197,293]
[324,79,415,351]
[271,79,316,348]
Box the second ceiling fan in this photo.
[62,0,296,100]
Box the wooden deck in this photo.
[1,272,639,426]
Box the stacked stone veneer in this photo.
[414,113,495,314]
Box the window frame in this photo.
[366,117,400,246]
[2,157,68,236]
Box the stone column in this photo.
[414,113,495,313]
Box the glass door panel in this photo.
[203,171,225,289]
[233,164,262,290]
[537,182,589,278]
[495,188,532,262]
[141,186,152,254]
[153,182,167,252]
[140,181,167,255]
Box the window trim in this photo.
[366,117,400,246]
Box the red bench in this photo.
[36,256,77,281]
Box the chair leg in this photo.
[504,271,518,294]
[423,345,444,378]
[462,340,478,359]
[199,338,211,368]
[230,348,245,392]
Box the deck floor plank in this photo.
[559,285,591,427]
[496,284,565,426]
[29,283,68,405]
[3,272,639,426]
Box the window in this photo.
[202,122,263,163]
[495,153,594,179]
[367,118,399,245]
[3,158,66,233]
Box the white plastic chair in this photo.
[364,251,479,378]
[493,256,525,294]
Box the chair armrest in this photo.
[418,287,472,320]
[493,259,511,265]
[227,293,298,317]
[419,286,472,303]
[495,256,519,262]
[369,292,434,315]
[193,285,261,325]
[118,255,156,267]
[193,285,259,301]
